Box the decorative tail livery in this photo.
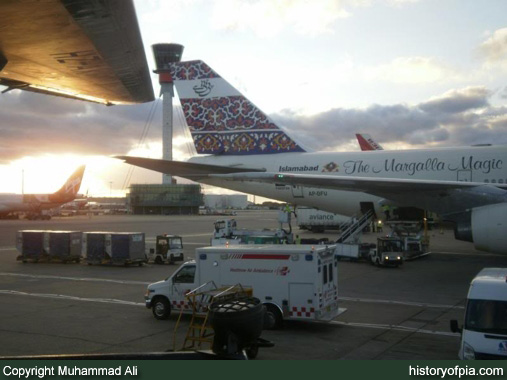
[48,165,86,203]
[168,60,305,155]
[356,134,384,151]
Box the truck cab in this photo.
[214,219,237,239]
[369,237,403,267]
[148,235,184,265]
[450,268,507,359]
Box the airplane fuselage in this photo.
[0,193,66,214]
[189,145,507,217]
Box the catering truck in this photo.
[450,268,507,360]
[145,244,341,329]
[296,207,350,233]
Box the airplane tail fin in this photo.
[168,60,305,155]
[356,134,384,151]
[50,165,86,203]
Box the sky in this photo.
[1,0,507,197]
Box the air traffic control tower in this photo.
[152,43,184,185]
[127,43,203,215]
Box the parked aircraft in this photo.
[0,166,85,220]
[356,134,384,151]
[118,60,507,255]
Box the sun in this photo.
[0,155,127,196]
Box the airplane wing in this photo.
[211,172,507,216]
[116,156,266,180]
[0,0,153,105]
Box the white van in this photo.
[450,268,507,359]
[145,244,341,329]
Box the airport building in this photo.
[204,194,248,210]
[127,184,203,215]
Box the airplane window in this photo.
[499,179,504,184]
[485,179,489,183]
[491,179,497,184]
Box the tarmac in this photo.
[0,210,506,359]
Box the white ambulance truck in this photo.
[450,268,507,359]
[145,244,341,329]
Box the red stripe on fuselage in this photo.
[239,254,291,260]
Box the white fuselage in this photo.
[0,193,60,214]
[189,145,507,217]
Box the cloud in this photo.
[211,0,350,37]
[271,85,507,151]
[479,27,507,62]
[0,90,160,164]
[363,56,463,84]
[419,87,491,114]
[210,0,420,37]
[2,83,506,171]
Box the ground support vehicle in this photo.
[296,207,349,233]
[334,237,403,267]
[145,244,342,329]
[368,237,404,267]
[451,268,507,360]
[211,218,293,245]
[385,221,430,260]
[147,235,184,264]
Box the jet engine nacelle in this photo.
[470,203,507,254]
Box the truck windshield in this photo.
[465,299,507,335]
[170,238,182,249]
[173,265,196,284]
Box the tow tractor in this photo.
[368,237,404,267]
[147,235,184,264]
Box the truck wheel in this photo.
[152,297,171,320]
[263,304,282,330]
[154,256,163,265]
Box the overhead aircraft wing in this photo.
[0,0,154,105]
[211,172,507,216]
[116,156,266,180]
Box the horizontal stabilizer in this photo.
[115,156,266,179]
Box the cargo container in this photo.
[45,231,81,262]
[16,230,45,262]
[83,232,146,266]
[16,230,82,263]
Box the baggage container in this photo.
[16,230,82,263]
[84,232,146,266]
[16,230,45,261]
[46,231,82,262]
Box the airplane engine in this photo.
[470,203,507,254]
[454,204,507,254]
